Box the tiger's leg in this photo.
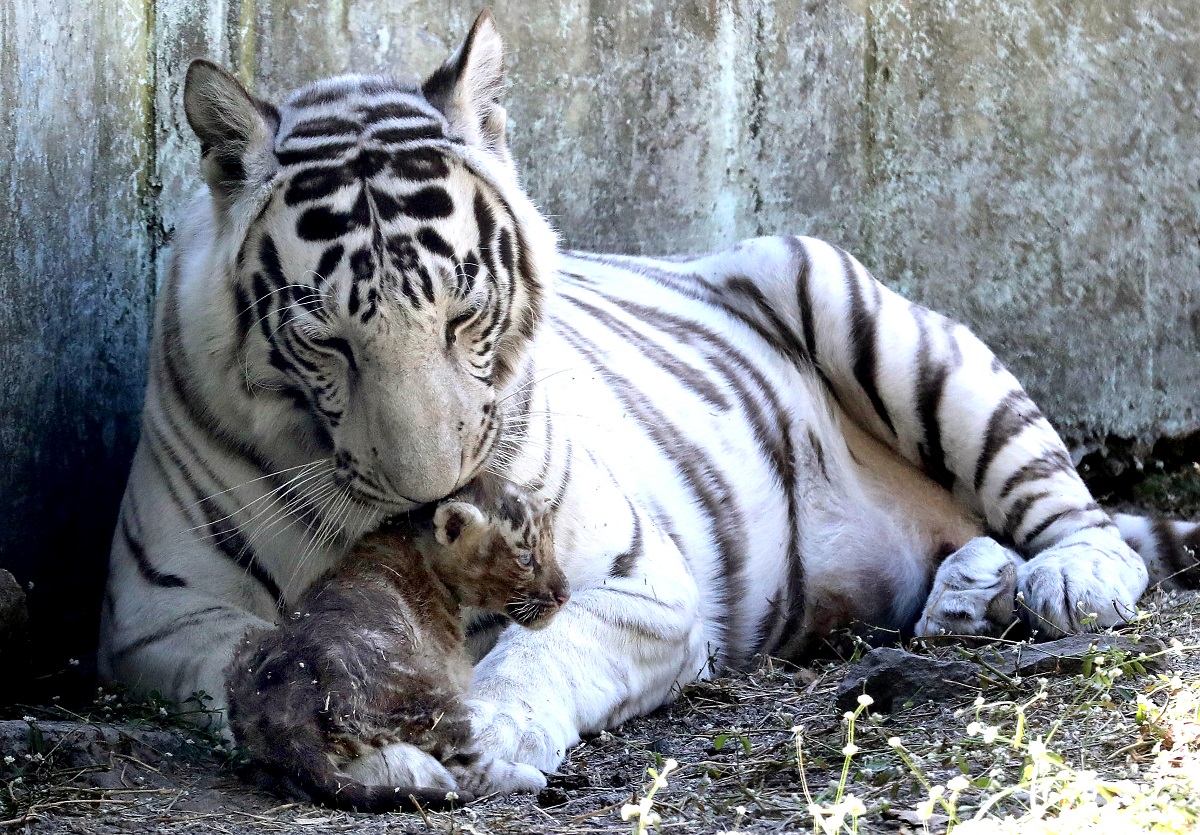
[461,506,707,773]
[689,235,1147,637]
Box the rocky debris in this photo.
[977,633,1168,678]
[0,569,30,700]
[0,719,197,774]
[838,633,1170,713]
[835,648,979,712]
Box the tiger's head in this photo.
[178,11,557,511]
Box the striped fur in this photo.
[100,11,1198,787]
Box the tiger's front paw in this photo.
[915,538,1020,637]
[464,695,571,772]
[1017,532,1148,638]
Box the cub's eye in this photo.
[515,551,534,568]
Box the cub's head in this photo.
[180,11,557,511]
[431,480,569,629]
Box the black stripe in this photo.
[314,243,344,284]
[913,309,954,490]
[973,390,1043,492]
[276,142,355,167]
[1002,490,1052,544]
[723,276,810,365]
[372,124,444,144]
[561,293,732,413]
[112,606,235,661]
[285,167,355,206]
[121,509,187,588]
[288,117,361,139]
[297,206,352,242]
[361,102,433,123]
[839,248,895,436]
[1022,502,1106,546]
[391,148,451,181]
[580,287,805,656]
[554,318,751,665]
[786,237,818,360]
[998,448,1074,502]
[611,502,644,579]
[417,227,455,261]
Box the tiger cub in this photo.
[225,476,569,812]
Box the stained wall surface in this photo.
[3,0,1198,681]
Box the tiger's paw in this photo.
[454,755,547,796]
[915,537,1020,638]
[464,695,571,773]
[341,741,457,791]
[1017,530,1148,638]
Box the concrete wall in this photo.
[3,0,1198,686]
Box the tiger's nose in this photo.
[553,587,571,607]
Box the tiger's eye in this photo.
[516,551,533,567]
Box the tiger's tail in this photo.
[1114,513,1200,589]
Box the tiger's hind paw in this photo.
[915,537,1020,638]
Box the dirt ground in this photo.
[4,477,1199,834]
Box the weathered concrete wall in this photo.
[2,0,1197,684]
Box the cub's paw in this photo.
[341,741,457,791]
[915,538,1020,637]
[1017,534,1148,638]
[454,755,547,797]
[464,696,569,773]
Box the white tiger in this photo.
[99,11,1200,789]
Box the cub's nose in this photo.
[553,587,571,607]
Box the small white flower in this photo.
[21,716,34,723]
[842,711,855,721]
[842,743,860,757]
[887,736,902,748]
[982,725,1000,744]
[67,658,79,666]
[26,581,34,590]
[966,721,982,736]
[843,796,866,817]
[159,707,169,717]
[973,695,986,707]
[2,756,14,765]
[856,694,874,707]
[1028,739,1047,760]
[928,785,946,800]
[947,775,970,792]
[620,804,639,821]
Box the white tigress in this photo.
[99,11,1199,789]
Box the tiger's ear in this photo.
[433,501,487,549]
[422,10,508,155]
[183,60,280,210]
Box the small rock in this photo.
[537,786,570,807]
[0,569,29,648]
[546,771,592,790]
[981,634,1168,678]
[835,648,979,713]
[648,738,672,756]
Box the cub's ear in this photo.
[434,501,487,548]
[421,10,508,154]
[183,60,280,210]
